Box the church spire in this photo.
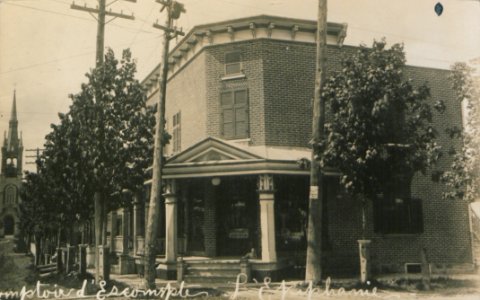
[10,90,17,123]
[5,90,19,152]
[2,90,23,177]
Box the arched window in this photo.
[4,185,17,205]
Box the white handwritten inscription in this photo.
[231,273,379,300]
[0,274,381,300]
[0,280,208,300]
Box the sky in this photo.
[0,0,479,172]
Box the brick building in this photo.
[112,15,473,280]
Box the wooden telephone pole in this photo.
[305,0,327,284]
[71,0,136,283]
[144,0,184,289]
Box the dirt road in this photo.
[0,236,32,290]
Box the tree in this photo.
[66,48,155,280]
[441,63,479,202]
[19,169,55,264]
[318,40,443,280]
[19,48,154,279]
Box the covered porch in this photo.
[132,137,323,280]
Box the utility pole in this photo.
[25,148,44,173]
[305,0,327,284]
[144,0,184,289]
[71,0,136,284]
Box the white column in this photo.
[133,195,140,255]
[110,211,117,253]
[258,174,277,262]
[122,208,129,255]
[164,180,178,263]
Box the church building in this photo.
[0,91,23,237]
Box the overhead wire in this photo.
[1,1,158,34]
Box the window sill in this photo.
[221,73,246,81]
[224,138,251,145]
[225,138,251,142]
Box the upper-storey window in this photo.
[172,111,181,153]
[225,52,242,76]
[221,90,249,139]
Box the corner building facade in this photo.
[128,15,473,280]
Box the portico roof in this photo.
[161,137,313,179]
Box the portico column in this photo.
[133,195,140,255]
[122,208,129,255]
[164,179,178,263]
[258,174,277,262]
[110,211,117,253]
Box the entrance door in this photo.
[4,215,14,235]
[186,180,205,255]
[216,177,258,257]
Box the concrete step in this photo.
[37,264,56,273]
[183,274,239,284]
[187,264,241,270]
[186,259,240,265]
[186,269,240,277]
[39,272,56,278]
[184,260,242,280]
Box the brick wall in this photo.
[162,37,472,272]
[164,51,208,155]
[205,41,266,145]
[322,64,473,274]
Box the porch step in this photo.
[182,259,242,283]
[187,262,240,269]
[187,259,241,264]
[183,274,239,284]
[186,268,240,277]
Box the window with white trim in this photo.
[225,52,242,76]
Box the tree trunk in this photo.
[361,199,367,239]
[94,191,103,283]
[57,227,61,248]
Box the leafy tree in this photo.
[19,166,60,264]
[441,63,479,202]
[20,49,154,278]
[65,48,154,277]
[319,40,443,236]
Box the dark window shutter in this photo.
[223,108,234,139]
[220,90,249,139]
[234,90,248,138]
[221,91,233,106]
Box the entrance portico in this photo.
[146,137,312,279]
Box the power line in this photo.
[0,35,161,76]
[1,1,156,34]
[127,1,158,49]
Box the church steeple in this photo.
[6,90,19,152]
[2,91,23,177]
